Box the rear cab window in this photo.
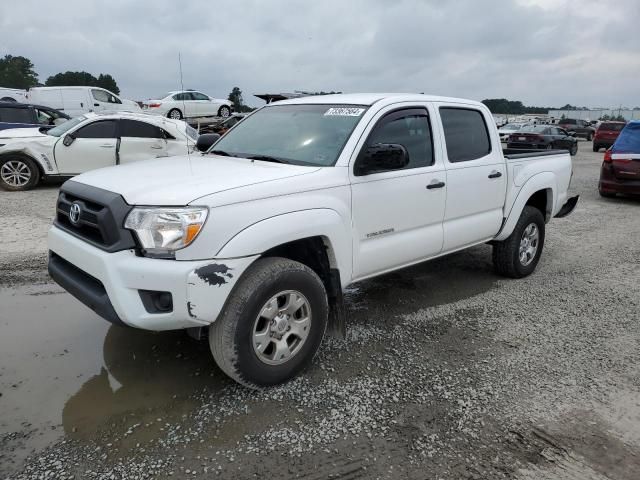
[439,107,491,162]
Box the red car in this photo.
[599,120,640,197]
[593,121,626,152]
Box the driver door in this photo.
[350,106,446,280]
[54,119,117,174]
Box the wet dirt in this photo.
[2,142,640,479]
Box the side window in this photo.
[362,109,433,171]
[120,119,163,138]
[173,92,193,101]
[0,107,34,124]
[191,92,209,101]
[92,89,111,103]
[440,107,491,163]
[74,120,117,139]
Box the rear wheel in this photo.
[209,257,328,388]
[493,206,545,278]
[593,144,600,152]
[218,105,231,117]
[0,155,40,191]
[167,108,183,120]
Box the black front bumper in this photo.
[48,251,127,327]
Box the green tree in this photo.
[227,87,244,112]
[0,55,39,89]
[96,74,120,94]
[45,71,120,94]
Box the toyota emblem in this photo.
[69,203,82,225]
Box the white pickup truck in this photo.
[48,94,578,387]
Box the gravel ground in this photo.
[1,142,639,479]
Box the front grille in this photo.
[54,181,138,252]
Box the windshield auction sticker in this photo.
[324,107,366,116]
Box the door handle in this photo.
[426,181,445,189]
[488,171,502,179]
[94,103,100,107]
[99,144,114,148]
[150,145,163,150]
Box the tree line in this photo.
[481,98,591,115]
[0,55,121,94]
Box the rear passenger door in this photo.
[437,105,506,252]
[118,119,168,164]
[350,105,446,279]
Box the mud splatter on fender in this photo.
[194,263,233,287]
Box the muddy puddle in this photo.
[0,246,497,475]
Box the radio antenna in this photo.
[178,52,193,170]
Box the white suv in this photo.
[143,91,233,119]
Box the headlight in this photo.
[124,206,208,256]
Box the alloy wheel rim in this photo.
[169,110,181,119]
[1,160,31,187]
[220,107,230,117]
[519,223,539,266]
[252,290,311,366]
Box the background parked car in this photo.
[143,90,233,120]
[0,87,29,103]
[497,123,524,142]
[557,118,596,140]
[206,113,246,135]
[0,102,70,131]
[507,125,578,155]
[599,120,640,198]
[593,121,626,152]
[27,86,141,117]
[0,112,197,191]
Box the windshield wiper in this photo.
[209,149,236,157]
[246,154,289,164]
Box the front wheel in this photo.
[0,155,40,191]
[218,105,231,117]
[570,143,578,156]
[593,144,600,152]
[492,206,545,278]
[209,257,328,388]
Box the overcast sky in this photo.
[1,0,637,108]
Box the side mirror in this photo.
[196,133,221,152]
[62,134,76,146]
[356,143,409,176]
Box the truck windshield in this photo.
[47,116,87,137]
[209,104,368,166]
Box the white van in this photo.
[0,87,29,103]
[27,87,141,117]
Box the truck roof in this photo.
[275,93,484,107]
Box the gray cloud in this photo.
[0,0,638,107]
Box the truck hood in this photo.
[0,127,47,139]
[72,154,322,205]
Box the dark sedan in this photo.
[0,102,70,131]
[507,125,578,156]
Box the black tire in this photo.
[209,257,328,388]
[492,206,545,279]
[0,155,40,191]
[570,143,578,156]
[218,105,231,117]
[599,189,616,198]
[593,144,600,152]
[167,108,183,120]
